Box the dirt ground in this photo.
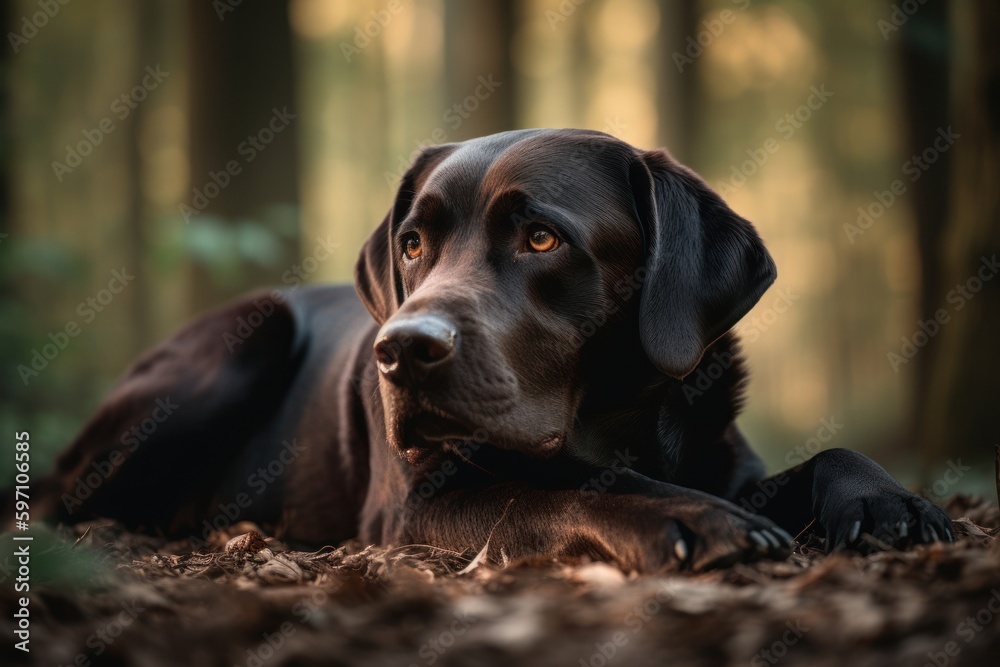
[3,495,999,667]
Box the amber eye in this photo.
[402,233,422,260]
[527,224,559,253]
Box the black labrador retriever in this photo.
[30,129,953,571]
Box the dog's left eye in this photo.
[401,232,422,260]
[527,224,559,253]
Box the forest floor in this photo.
[2,495,999,667]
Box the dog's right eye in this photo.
[527,224,560,253]
[402,233,422,260]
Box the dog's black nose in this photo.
[374,315,457,383]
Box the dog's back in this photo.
[30,284,377,544]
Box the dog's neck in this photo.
[569,331,749,485]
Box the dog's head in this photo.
[355,129,775,461]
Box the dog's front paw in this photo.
[805,448,955,553]
[663,499,794,571]
[818,486,954,553]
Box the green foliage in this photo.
[0,527,113,591]
[179,207,299,288]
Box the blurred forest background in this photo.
[0,0,997,496]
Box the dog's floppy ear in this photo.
[630,150,777,379]
[354,144,455,324]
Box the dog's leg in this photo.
[398,481,792,572]
[733,448,954,551]
[22,290,307,535]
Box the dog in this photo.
[29,129,953,571]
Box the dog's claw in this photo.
[749,531,769,552]
[926,525,940,543]
[673,538,688,562]
[848,520,861,543]
[761,530,782,549]
[897,520,908,539]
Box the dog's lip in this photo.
[409,413,469,441]
[536,433,564,451]
[417,397,467,424]
[403,400,474,444]
[398,397,568,456]
[400,412,468,465]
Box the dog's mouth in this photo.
[399,408,472,465]
[405,412,471,443]
[399,398,475,453]
[392,390,569,464]
[398,402,566,465]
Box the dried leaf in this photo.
[458,538,491,574]
[952,516,995,539]
[225,530,268,555]
[257,554,303,583]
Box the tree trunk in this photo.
[443,0,517,140]
[897,0,953,461]
[186,0,300,311]
[919,0,1000,477]
[654,0,698,162]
